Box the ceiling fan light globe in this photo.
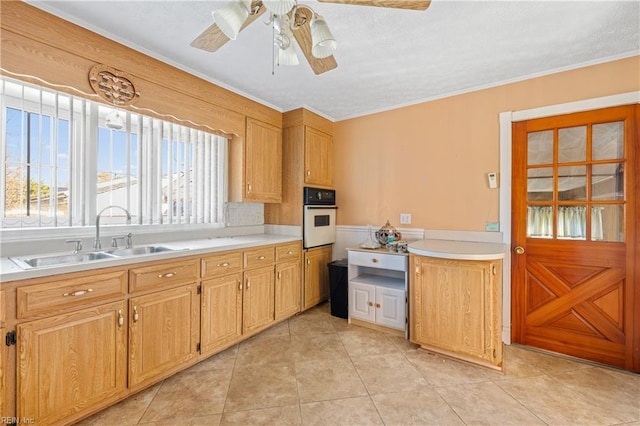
[263,0,296,16]
[310,14,336,58]
[213,0,251,40]
[278,44,300,66]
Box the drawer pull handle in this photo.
[118,309,124,327]
[246,280,251,289]
[217,262,230,267]
[158,272,176,278]
[238,281,243,291]
[133,306,139,322]
[277,271,281,279]
[372,258,378,263]
[257,255,266,260]
[287,251,293,255]
[63,288,93,297]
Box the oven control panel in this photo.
[304,187,336,205]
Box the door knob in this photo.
[514,246,525,255]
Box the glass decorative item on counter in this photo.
[375,220,402,247]
[360,224,381,249]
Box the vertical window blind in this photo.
[1,77,227,229]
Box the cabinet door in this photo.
[129,284,200,387]
[304,127,333,187]
[243,266,275,334]
[303,245,331,309]
[375,286,406,330]
[275,261,301,321]
[349,281,375,322]
[412,256,495,363]
[17,301,127,424]
[201,273,243,354]
[245,118,282,203]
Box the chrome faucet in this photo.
[94,205,132,250]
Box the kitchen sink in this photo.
[10,251,118,269]
[106,245,176,257]
[10,245,179,270]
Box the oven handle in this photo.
[305,206,338,210]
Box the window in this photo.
[1,77,227,229]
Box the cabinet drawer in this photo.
[276,242,301,263]
[129,259,198,292]
[202,251,243,278]
[348,251,407,271]
[244,247,275,269]
[17,270,127,318]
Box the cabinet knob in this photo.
[306,170,311,176]
[246,280,251,289]
[277,271,281,279]
[376,303,381,308]
[217,262,230,267]
[372,258,378,263]
[368,301,373,307]
[158,272,176,278]
[238,281,243,292]
[257,255,266,260]
[117,309,124,327]
[62,288,93,297]
[133,306,139,322]
[247,183,252,193]
[514,246,525,255]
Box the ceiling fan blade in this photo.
[290,7,338,75]
[190,24,229,52]
[190,2,267,52]
[317,0,431,10]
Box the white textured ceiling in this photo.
[27,1,640,121]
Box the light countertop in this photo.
[0,234,300,282]
[408,239,506,261]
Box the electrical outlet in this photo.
[400,213,411,225]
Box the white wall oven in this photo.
[303,187,337,249]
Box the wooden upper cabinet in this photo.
[244,118,282,203]
[304,127,333,188]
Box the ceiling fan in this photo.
[190,0,431,75]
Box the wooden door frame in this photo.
[497,91,640,348]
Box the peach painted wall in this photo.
[333,56,640,231]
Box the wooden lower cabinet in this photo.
[275,261,301,321]
[6,240,303,424]
[303,245,332,310]
[410,255,502,369]
[17,301,127,424]
[201,273,243,354]
[242,266,275,334]
[128,284,200,387]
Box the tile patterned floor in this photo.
[77,303,640,426]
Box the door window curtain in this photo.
[527,206,603,240]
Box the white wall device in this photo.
[487,172,498,189]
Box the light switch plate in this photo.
[400,213,412,224]
[485,222,500,232]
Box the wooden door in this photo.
[129,284,200,387]
[245,118,282,203]
[242,266,275,334]
[303,245,332,309]
[304,127,333,188]
[201,273,243,354]
[375,286,406,330]
[349,281,375,322]
[17,301,127,424]
[512,105,639,371]
[275,261,301,321]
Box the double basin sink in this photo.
[10,245,177,270]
